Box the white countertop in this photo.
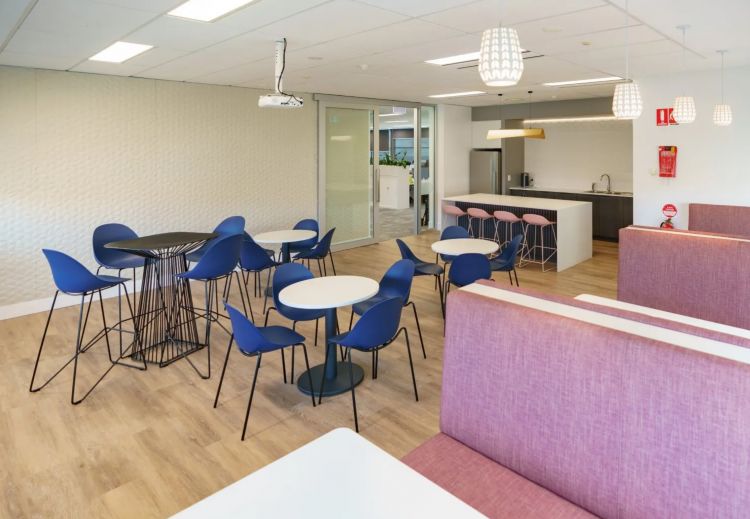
[172,428,486,519]
[444,193,591,211]
[509,187,633,198]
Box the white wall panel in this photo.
[0,65,317,307]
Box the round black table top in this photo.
[105,232,217,253]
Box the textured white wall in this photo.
[633,66,750,228]
[0,65,317,308]
[525,120,633,192]
[435,104,472,229]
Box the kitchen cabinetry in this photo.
[509,189,632,241]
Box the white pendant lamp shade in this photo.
[479,27,524,87]
[612,81,643,119]
[673,96,696,124]
[713,104,732,126]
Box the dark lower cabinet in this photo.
[509,189,633,241]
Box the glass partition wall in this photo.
[319,99,435,250]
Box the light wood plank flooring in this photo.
[0,232,617,518]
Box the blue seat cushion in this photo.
[490,259,515,272]
[352,294,389,316]
[259,326,305,348]
[414,262,443,276]
[100,254,144,270]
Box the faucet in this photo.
[600,174,612,194]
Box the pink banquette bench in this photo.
[689,202,750,236]
[618,225,750,330]
[403,281,750,518]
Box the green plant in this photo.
[379,152,410,167]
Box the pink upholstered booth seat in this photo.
[689,202,750,237]
[618,225,750,329]
[404,283,750,519]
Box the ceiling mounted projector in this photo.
[259,38,303,109]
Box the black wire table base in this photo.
[132,252,203,366]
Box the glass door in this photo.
[319,103,378,249]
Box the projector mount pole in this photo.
[274,39,285,94]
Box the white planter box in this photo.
[379,165,410,210]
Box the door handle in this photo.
[375,167,380,203]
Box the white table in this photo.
[172,428,486,518]
[280,276,379,396]
[254,229,317,263]
[431,238,499,256]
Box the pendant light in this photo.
[672,25,696,124]
[486,91,545,140]
[612,0,642,119]
[479,2,523,87]
[713,50,732,126]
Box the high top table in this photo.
[106,232,216,366]
[279,275,378,396]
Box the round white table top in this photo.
[279,276,379,310]
[253,229,317,245]
[431,238,499,256]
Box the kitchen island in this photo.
[443,193,592,271]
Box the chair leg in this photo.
[263,268,272,314]
[347,350,359,433]
[29,291,59,392]
[214,335,234,408]
[514,268,520,286]
[402,328,419,402]
[241,353,263,441]
[436,275,445,321]
[314,318,319,347]
[407,301,426,359]
[300,344,316,408]
[508,271,513,285]
[291,344,296,384]
[371,350,377,379]
[348,311,354,331]
[280,348,287,384]
[70,295,87,405]
[328,252,336,275]
[97,289,114,364]
[316,258,323,277]
[318,342,331,405]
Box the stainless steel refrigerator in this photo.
[469,150,503,194]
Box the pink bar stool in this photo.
[443,204,469,231]
[467,208,493,239]
[519,213,557,272]
[493,210,523,249]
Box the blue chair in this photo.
[396,238,444,317]
[443,253,492,314]
[294,228,336,276]
[240,234,280,299]
[92,223,145,353]
[214,303,315,441]
[323,297,418,432]
[177,234,247,378]
[490,234,523,286]
[264,263,325,383]
[350,259,426,363]
[288,218,319,256]
[186,216,245,263]
[436,225,470,263]
[31,250,144,405]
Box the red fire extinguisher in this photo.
[660,203,677,229]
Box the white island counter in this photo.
[443,193,592,271]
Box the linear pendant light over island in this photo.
[487,91,545,140]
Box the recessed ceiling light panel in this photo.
[168,0,256,22]
[429,91,485,98]
[89,41,153,63]
[543,76,623,87]
[425,52,480,66]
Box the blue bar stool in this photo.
[350,259,426,367]
[31,249,145,405]
[177,234,247,378]
[186,216,245,264]
[214,303,316,441]
[323,297,418,432]
[264,263,326,383]
[293,228,336,276]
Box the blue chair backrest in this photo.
[225,302,269,355]
[272,263,316,320]
[240,234,275,271]
[293,218,319,248]
[497,234,524,264]
[441,225,470,240]
[396,239,419,263]
[187,234,242,279]
[310,228,335,256]
[92,223,138,267]
[43,249,101,294]
[338,297,403,349]
[378,259,415,304]
[215,216,246,236]
[448,253,492,287]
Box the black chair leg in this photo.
[97,289,114,364]
[436,275,445,320]
[508,271,513,285]
[291,345,295,383]
[347,350,359,433]
[403,328,419,402]
[371,350,377,379]
[301,344,316,408]
[349,311,354,331]
[316,258,323,277]
[328,252,337,275]
[407,301,426,359]
[280,348,287,384]
[214,335,234,408]
[318,343,330,405]
[314,318,319,347]
[241,353,262,441]
[514,268,520,286]
[70,295,87,404]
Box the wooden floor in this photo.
[0,232,618,518]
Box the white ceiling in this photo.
[1,0,748,106]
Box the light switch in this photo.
[507,175,511,181]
